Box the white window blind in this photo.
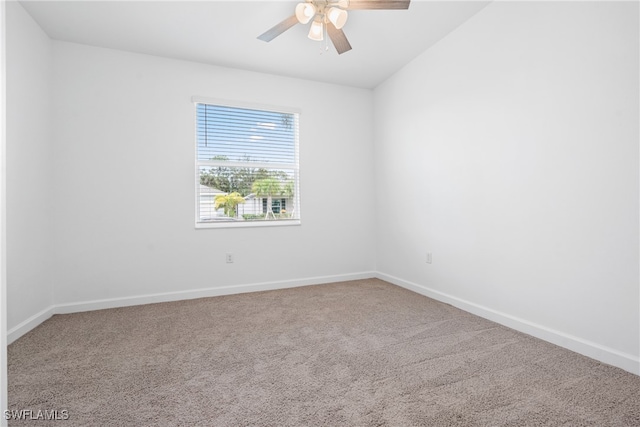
[194,99,300,227]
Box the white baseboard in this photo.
[7,306,55,345]
[8,272,377,342]
[54,271,376,314]
[376,271,640,376]
[8,271,639,377]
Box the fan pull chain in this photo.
[321,22,329,54]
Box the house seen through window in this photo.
[194,98,300,227]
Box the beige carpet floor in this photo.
[7,278,640,426]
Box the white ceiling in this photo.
[20,0,490,89]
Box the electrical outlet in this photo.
[426,252,432,264]
[226,253,234,263]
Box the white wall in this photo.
[51,42,375,306]
[5,2,54,332]
[0,0,7,419]
[374,1,639,373]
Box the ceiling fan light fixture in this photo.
[258,0,410,55]
[308,18,324,41]
[327,7,348,29]
[295,2,316,24]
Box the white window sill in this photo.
[195,219,301,229]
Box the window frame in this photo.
[192,97,301,229]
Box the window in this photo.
[194,97,300,228]
[261,198,286,215]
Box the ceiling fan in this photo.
[258,0,411,55]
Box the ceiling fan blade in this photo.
[257,15,299,42]
[346,0,410,10]
[326,22,352,55]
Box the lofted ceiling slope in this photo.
[20,0,490,89]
